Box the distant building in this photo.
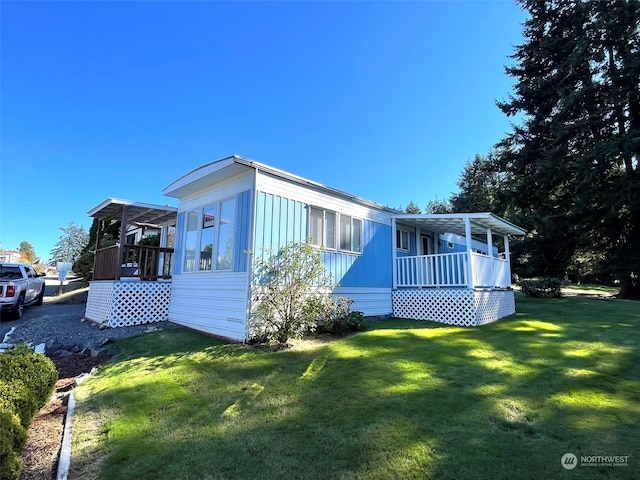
[0,249,22,263]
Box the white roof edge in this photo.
[162,156,238,197]
[87,197,178,217]
[392,212,526,235]
[163,154,401,213]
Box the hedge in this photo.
[0,345,58,480]
[518,277,563,298]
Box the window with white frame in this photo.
[309,207,362,253]
[182,197,236,273]
[396,229,410,251]
[183,211,198,273]
[216,198,236,270]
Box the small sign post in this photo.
[56,262,73,296]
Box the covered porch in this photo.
[391,213,525,326]
[84,199,177,327]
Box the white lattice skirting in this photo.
[85,281,171,327]
[392,288,515,327]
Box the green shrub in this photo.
[251,241,334,344]
[315,297,366,335]
[0,346,57,480]
[344,311,366,332]
[0,411,26,480]
[518,277,563,298]
[0,380,38,428]
[0,344,58,412]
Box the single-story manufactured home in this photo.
[85,155,525,341]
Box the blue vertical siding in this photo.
[233,190,253,272]
[253,191,392,288]
[173,212,185,275]
[254,192,307,263]
[331,222,392,288]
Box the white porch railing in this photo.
[395,252,511,288]
[470,252,511,288]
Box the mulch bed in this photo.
[19,353,112,480]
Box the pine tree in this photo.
[404,200,422,214]
[495,0,639,293]
[49,222,89,264]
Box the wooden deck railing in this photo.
[93,244,174,281]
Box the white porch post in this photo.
[486,228,493,256]
[486,227,494,286]
[504,234,512,286]
[464,217,474,288]
[392,217,397,289]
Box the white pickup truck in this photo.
[0,263,46,319]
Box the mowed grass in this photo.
[70,295,640,479]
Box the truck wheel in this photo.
[11,295,25,319]
[34,286,45,306]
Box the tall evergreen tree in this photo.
[404,200,422,214]
[49,221,89,264]
[450,153,505,214]
[496,0,639,294]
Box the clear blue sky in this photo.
[0,1,526,262]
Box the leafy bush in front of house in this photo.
[518,277,563,298]
[0,345,58,480]
[0,345,58,411]
[251,241,335,344]
[0,410,27,480]
[0,380,39,429]
[313,297,366,335]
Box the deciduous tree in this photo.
[18,241,35,264]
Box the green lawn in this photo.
[71,295,640,479]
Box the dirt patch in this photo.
[19,353,111,480]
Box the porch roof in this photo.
[392,213,526,237]
[88,198,177,227]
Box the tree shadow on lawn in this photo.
[71,297,640,480]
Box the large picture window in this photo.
[309,207,362,254]
[182,197,236,273]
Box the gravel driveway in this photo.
[2,301,174,349]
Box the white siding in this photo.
[169,168,254,341]
[332,287,392,316]
[169,273,249,341]
[178,170,254,213]
[255,170,393,226]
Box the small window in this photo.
[199,204,216,271]
[324,211,336,249]
[216,198,236,270]
[352,218,362,253]
[396,229,410,251]
[183,211,198,273]
[309,207,362,253]
[309,207,324,247]
[339,215,352,251]
[309,207,338,250]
